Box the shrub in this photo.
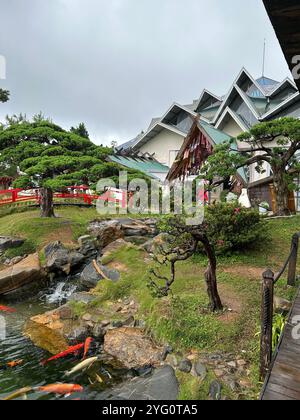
[205,202,267,254]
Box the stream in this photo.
[0,277,131,400]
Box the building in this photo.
[119,67,300,210]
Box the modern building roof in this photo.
[107,155,169,180]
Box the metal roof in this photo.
[107,155,169,179]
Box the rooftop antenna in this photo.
[262,38,266,78]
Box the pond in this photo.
[0,278,132,400]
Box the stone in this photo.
[160,345,173,361]
[209,381,222,401]
[101,239,128,259]
[98,365,179,401]
[0,236,24,252]
[0,253,44,296]
[193,361,207,380]
[44,241,85,275]
[165,354,179,368]
[78,235,93,247]
[125,236,151,246]
[142,233,170,254]
[274,296,292,313]
[82,313,92,322]
[237,359,247,367]
[214,369,225,378]
[178,359,193,373]
[239,379,252,389]
[103,327,163,369]
[24,306,89,354]
[178,359,192,373]
[88,220,124,248]
[80,262,120,290]
[68,292,95,305]
[227,361,237,369]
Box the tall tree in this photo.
[70,122,90,139]
[0,118,115,217]
[201,118,300,216]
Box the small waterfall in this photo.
[46,281,78,305]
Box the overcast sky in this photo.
[0,0,292,145]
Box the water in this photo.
[0,278,130,400]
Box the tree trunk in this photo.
[273,167,291,216]
[200,235,223,312]
[40,187,55,217]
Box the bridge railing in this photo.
[260,232,300,380]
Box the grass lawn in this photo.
[0,206,299,399]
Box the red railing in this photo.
[0,188,129,208]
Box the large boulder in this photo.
[0,236,24,252]
[0,253,44,296]
[98,366,179,400]
[88,220,124,248]
[88,219,158,249]
[44,241,85,275]
[80,261,120,290]
[103,327,163,369]
[24,305,88,354]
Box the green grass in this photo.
[0,208,299,399]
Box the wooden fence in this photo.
[260,232,300,380]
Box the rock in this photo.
[160,345,173,361]
[165,354,179,368]
[178,359,192,373]
[124,236,151,246]
[209,381,222,401]
[0,236,24,252]
[142,233,170,254]
[78,235,93,247]
[98,366,179,401]
[88,220,124,247]
[101,239,128,259]
[0,253,45,296]
[44,241,85,275]
[274,296,292,313]
[68,292,95,305]
[24,306,88,354]
[193,361,207,380]
[237,359,247,367]
[103,327,163,369]
[227,361,237,369]
[80,262,120,290]
[214,369,225,378]
[82,313,92,322]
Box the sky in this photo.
[0,0,292,146]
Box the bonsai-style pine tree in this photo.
[201,118,300,216]
[0,117,119,217]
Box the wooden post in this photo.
[260,269,274,381]
[287,234,299,287]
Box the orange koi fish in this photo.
[37,383,83,395]
[82,337,93,360]
[0,360,24,371]
[41,343,84,365]
[0,305,16,313]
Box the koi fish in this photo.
[82,337,93,360]
[65,357,98,377]
[3,387,33,401]
[0,359,24,371]
[0,305,16,313]
[37,383,83,395]
[41,343,84,365]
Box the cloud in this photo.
[0,0,292,145]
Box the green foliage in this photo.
[272,314,286,352]
[0,117,149,194]
[0,89,9,103]
[205,202,267,254]
[70,122,90,139]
